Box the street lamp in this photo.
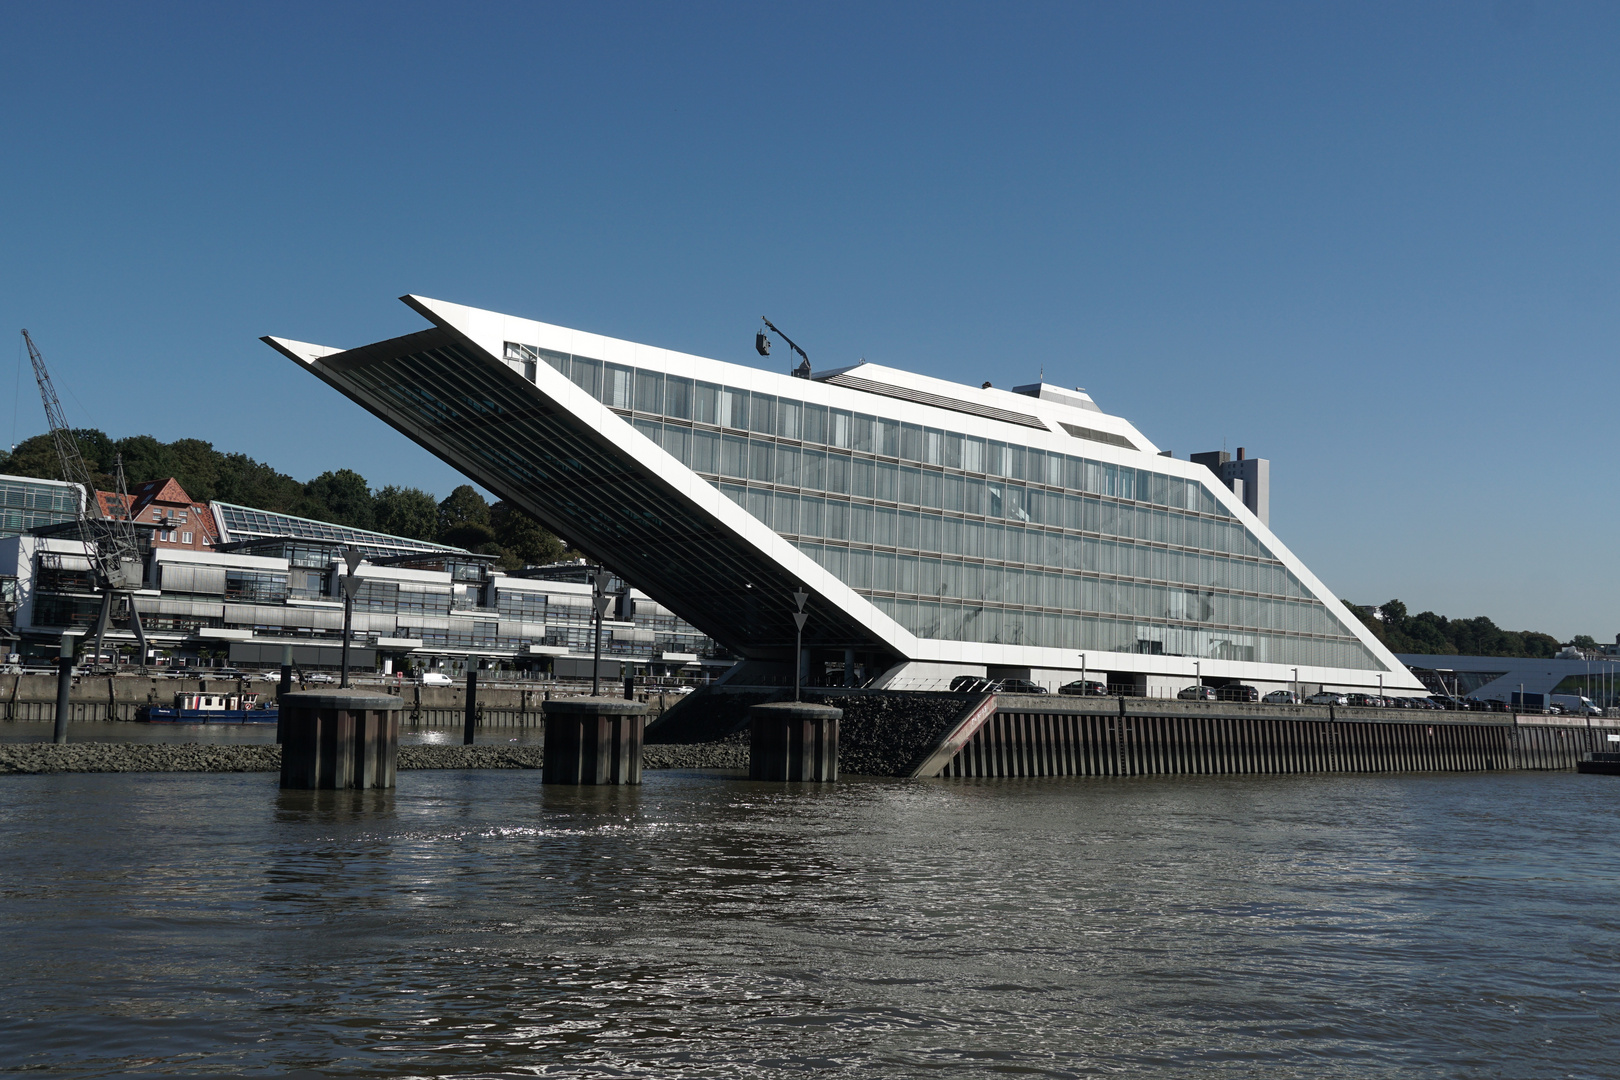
[1079,652,1087,695]
[792,588,809,702]
[339,547,363,688]
[591,568,612,697]
[1292,667,1299,704]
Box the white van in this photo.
[419,672,453,686]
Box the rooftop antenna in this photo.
[757,317,811,379]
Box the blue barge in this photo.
[138,692,279,725]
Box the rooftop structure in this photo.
[0,473,82,539]
[265,296,1423,694]
[210,501,468,559]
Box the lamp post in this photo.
[591,568,611,697]
[1080,652,1087,695]
[1194,659,1201,698]
[792,588,809,702]
[1292,667,1299,704]
[1378,673,1384,704]
[339,547,363,688]
[53,632,74,744]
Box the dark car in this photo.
[1178,685,1217,701]
[949,675,993,694]
[1345,693,1381,708]
[1058,679,1108,697]
[993,679,1047,695]
[1218,684,1260,703]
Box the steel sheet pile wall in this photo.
[940,702,1617,778]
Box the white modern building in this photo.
[265,296,1423,696]
[1,506,723,675]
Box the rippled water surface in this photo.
[0,767,1616,1077]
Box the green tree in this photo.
[0,430,114,487]
[214,452,303,511]
[165,438,221,502]
[1570,635,1598,650]
[491,501,566,568]
[112,434,175,488]
[300,469,375,529]
[1346,598,1565,658]
[374,485,441,540]
[437,485,490,534]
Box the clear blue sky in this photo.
[2,2,1615,638]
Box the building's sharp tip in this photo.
[263,336,343,366]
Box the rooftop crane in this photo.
[22,330,149,672]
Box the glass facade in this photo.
[0,476,81,538]
[509,345,1382,671]
[213,503,468,558]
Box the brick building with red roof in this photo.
[95,478,219,552]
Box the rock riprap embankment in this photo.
[0,741,749,775]
[0,744,281,774]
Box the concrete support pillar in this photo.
[843,649,855,687]
[543,697,647,785]
[749,701,842,782]
[279,689,401,790]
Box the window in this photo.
[634,369,664,414]
[181,531,192,545]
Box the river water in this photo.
[0,764,1616,1078]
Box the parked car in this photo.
[1218,684,1260,703]
[1305,692,1347,706]
[303,672,335,684]
[1178,685,1217,701]
[1263,690,1299,705]
[1345,693,1381,708]
[949,674,992,693]
[993,678,1047,695]
[418,672,453,686]
[1058,679,1108,697]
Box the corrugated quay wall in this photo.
[938,702,1617,778]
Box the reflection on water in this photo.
[0,769,1617,1077]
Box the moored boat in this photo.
[138,692,279,725]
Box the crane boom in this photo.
[23,330,100,518]
[21,330,141,589]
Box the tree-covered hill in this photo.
[1342,599,1568,658]
[0,430,570,571]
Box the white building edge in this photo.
[265,295,1423,695]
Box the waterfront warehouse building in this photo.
[265,296,1422,696]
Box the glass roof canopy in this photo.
[212,502,469,560]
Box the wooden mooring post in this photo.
[279,689,402,790]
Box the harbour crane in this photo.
[22,330,150,672]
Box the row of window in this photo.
[716,482,1299,596]
[862,595,1380,671]
[0,480,77,514]
[511,344,1223,515]
[793,541,1355,641]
